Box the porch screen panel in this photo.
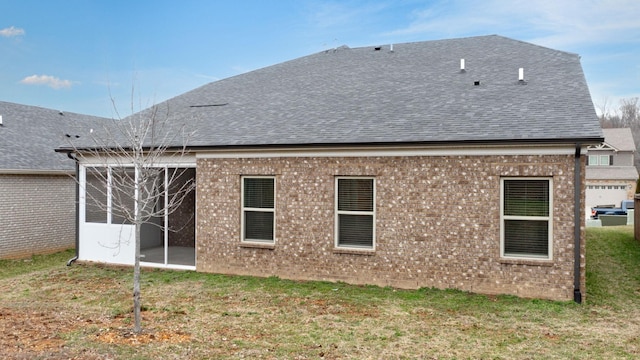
[111,167,136,225]
[85,167,107,223]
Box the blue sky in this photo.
[1,0,638,118]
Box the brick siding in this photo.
[196,154,585,301]
[0,174,76,259]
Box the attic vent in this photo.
[518,68,526,84]
[0,115,3,126]
[190,103,228,108]
[474,81,481,86]
[59,111,64,116]
[374,46,381,51]
[460,59,466,72]
[390,44,394,52]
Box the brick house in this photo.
[60,35,603,301]
[0,101,107,259]
[585,128,638,215]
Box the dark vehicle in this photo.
[591,199,634,219]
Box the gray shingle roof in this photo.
[142,35,602,148]
[586,166,639,180]
[0,101,109,171]
[602,128,636,151]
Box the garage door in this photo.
[585,185,628,216]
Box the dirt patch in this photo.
[0,307,69,354]
[0,306,191,359]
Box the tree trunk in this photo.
[133,169,142,334]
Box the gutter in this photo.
[0,169,74,176]
[55,136,605,154]
[574,143,583,303]
[66,152,79,266]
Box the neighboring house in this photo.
[0,101,107,259]
[585,128,638,214]
[59,35,602,301]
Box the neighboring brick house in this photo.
[585,128,638,214]
[60,35,603,301]
[0,101,107,259]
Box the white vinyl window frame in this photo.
[334,176,376,250]
[241,176,276,243]
[599,155,610,166]
[500,177,553,260]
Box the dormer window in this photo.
[587,154,613,166]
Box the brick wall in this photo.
[196,154,585,301]
[0,174,76,259]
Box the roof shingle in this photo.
[150,35,602,148]
[0,101,109,171]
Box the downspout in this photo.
[66,152,79,266]
[573,144,583,303]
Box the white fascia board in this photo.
[196,144,585,159]
[78,153,196,167]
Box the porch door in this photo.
[140,167,196,268]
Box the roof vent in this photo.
[474,81,480,86]
[390,44,394,52]
[0,115,3,126]
[460,59,466,72]
[518,68,525,82]
[190,103,228,108]
[59,110,64,116]
[374,46,381,51]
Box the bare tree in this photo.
[598,97,640,170]
[66,103,196,333]
[619,97,640,126]
[596,96,613,126]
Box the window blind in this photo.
[504,180,549,217]
[244,178,274,209]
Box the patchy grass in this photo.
[1,227,640,359]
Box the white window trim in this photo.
[241,176,276,244]
[500,177,553,260]
[599,155,610,166]
[334,176,376,250]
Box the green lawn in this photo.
[1,226,639,359]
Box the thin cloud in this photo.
[0,26,25,37]
[20,75,74,89]
[384,0,640,49]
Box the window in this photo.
[501,178,552,259]
[588,154,613,166]
[242,176,275,243]
[335,177,375,249]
